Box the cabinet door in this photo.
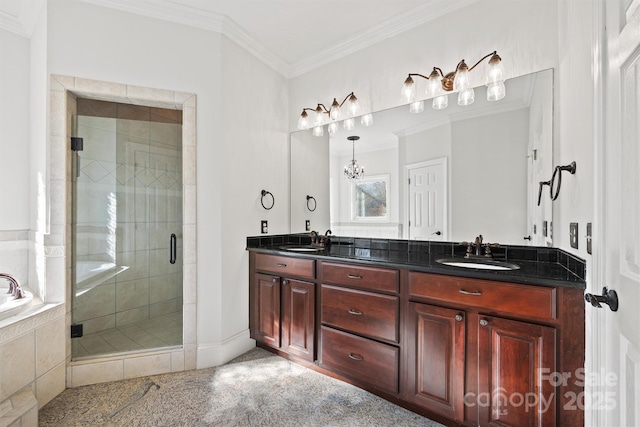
[282,279,315,361]
[477,316,555,427]
[405,303,466,421]
[254,273,281,348]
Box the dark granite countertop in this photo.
[247,234,587,290]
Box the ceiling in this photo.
[0,0,480,77]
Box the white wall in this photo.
[0,29,31,230]
[555,0,595,261]
[219,35,289,358]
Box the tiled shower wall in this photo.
[73,99,183,336]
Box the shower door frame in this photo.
[48,75,197,386]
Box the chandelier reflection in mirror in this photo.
[344,136,365,181]
[401,51,505,112]
[297,92,373,137]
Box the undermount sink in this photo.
[279,245,325,252]
[435,258,520,271]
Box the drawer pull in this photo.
[347,309,363,316]
[276,263,287,267]
[459,289,482,296]
[480,318,489,327]
[455,314,463,322]
[347,274,363,279]
[348,353,364,361]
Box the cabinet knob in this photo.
[282,279,287,285]
[455,314,463,322]
[479,318,489,327]
[272,278,277,283]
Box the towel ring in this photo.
[537,180,552,206]
[551,161,576,201]
[306,195,317,212]
[261,190,275,210]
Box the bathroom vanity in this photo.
[247,235,585,427]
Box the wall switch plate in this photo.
[570,222,578,249]
[261,220,268,234]
[543,221,548,237]
[305,220,310,231]
[586,222,592,255]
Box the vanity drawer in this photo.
[408,272,557,320]
[321,262,399,293]
[321,285,399,343]
[320,326,399,394]
[255,254,315,279]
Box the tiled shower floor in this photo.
[72,311,183,358]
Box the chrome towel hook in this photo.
[551,161,576,201]
[306,195,317,212]
[261,190,275,210]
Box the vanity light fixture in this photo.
[297,92,360,133]
[344,136,365,181]
[402,51,505,111]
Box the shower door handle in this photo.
[170,234,177,264]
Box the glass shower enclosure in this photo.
[71,98,183,359]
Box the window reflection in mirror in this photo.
[290,69,554,246]
[353,175,389,220]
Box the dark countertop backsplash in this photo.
[246,234,586,290]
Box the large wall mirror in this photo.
[290,69,554,246]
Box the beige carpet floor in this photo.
[39,348,444,426]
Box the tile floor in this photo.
[72,311,183,358]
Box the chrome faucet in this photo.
[319,229,332,246]
[1,273,26,299]
[310,230,319,245]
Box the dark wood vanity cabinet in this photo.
[406,272,581,427]
[318,262,401,395]
[249,252,584,427]
[250,253,315,361]
[405,302,466,421]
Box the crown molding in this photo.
[287,0,481,78]
[78,0,480,79]
[0,0,44,38]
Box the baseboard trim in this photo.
[197,329,255,369]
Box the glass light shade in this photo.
[458,88,475,106]
[360,114,373,127]
[487,57,505,85]
[329,104,341,121]
[409,100,425,114]
[312,125,324,137]
[432,94,448,110]
[327,122,338,136]
[453,67,470,92]
[426,73,441,98]
[402,77,416,103]
[313,109,324,126]
[343,118,355,130]
[297,113,309,130]
[487,81,506,101]
[347,96,360,116]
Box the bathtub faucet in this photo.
[0,273,26,299]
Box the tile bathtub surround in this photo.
[0,303,66,426]
[246,234,587,281]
